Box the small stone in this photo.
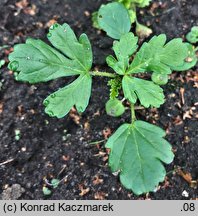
[182,190,189,197]
[0,184,25,200]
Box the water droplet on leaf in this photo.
[50,25,54,30]
[47,33,52,38]
[43,100,49,106]
[26,56,30,60]
[9,61,19,71]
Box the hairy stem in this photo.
[130,103,136,124]
[89,71,117,78]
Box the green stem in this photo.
[130,103,136,124]
[131,4,137,22]
[89,71,116,78]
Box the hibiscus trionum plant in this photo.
[8,23,192,195]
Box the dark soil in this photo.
[0,0,197,200]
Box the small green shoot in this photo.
[15,129,21,141]
[172,28,198,72]
[42,186,52,196]
[186,26,198,44]
[51,179,60,188]
[42,178,60,195]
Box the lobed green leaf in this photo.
[47,23,92,71]
[8,39,82,83]
[43,74,92,118]
[8,23,93,84]
[127,34,188,75]
[8,23,93,117]
[106,33,138,74]
[106,120,174,195]
[122,76,165,108]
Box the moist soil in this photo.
[0,0,197,200]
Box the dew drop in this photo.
[47,33,52,38]
[112,170,120,176]
[43,100,49,106]
[63,29,67,32]
[145,63,149,67]
[50,25,54,30]
[9,61,19,71]
[26,56,30,60]
[39,59,45,63]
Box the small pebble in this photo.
[182,190,189,197]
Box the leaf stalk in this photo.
[89,71,116,78]
[130,103,136,124]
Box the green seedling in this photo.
[42,186,52,196]
[50,179,60,188]
[186,26,198,44]
[15,129,21,141]
[172,43,197,71]
[43,173,67,196]
[42,178,60,196]
[173,27,198,71]
[8,23,193,195]
[93,1,152,39]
